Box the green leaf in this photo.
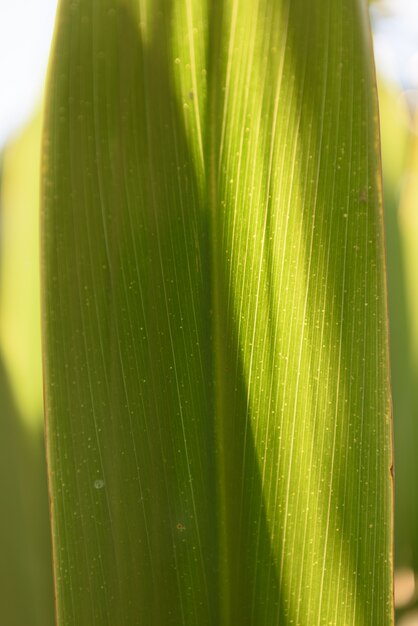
[393,111,418,577]
[0,114,44,426]
[0,358,54,626]
[377,82,416,582]
[376,81,415,618]
[42,0,393,624]
[0,117,54,625]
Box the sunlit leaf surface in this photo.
[42,0,393,624]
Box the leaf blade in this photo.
[42,1,393,624]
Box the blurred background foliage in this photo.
[372,4,418,622]
[0,113,54,623]
[0,0,417,624]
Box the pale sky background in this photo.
[0,0,417,150]
[0,0,58,148]
[371,0,418,91]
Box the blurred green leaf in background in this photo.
[371,4,418,622]
[0,116,54,624]
[1,115,43,424]
[0,2,57,622]
[383,99,418,623]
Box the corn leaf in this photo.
[42,0,393,624]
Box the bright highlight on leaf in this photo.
[42,0,393,625]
